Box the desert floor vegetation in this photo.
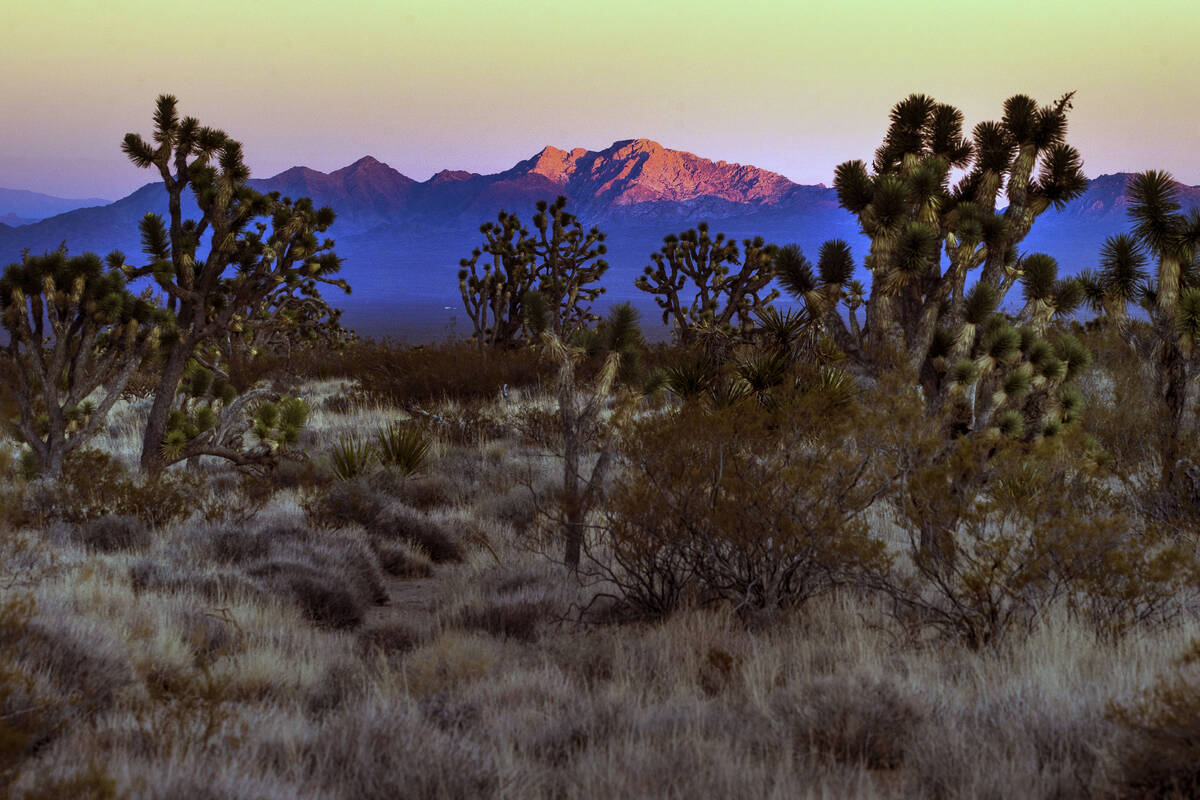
[5,90,1200,799]
[0,332,1198,800]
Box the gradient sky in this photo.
[2,0,1198,199]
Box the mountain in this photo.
[250,156,415,234]
[0,187,110,222]
[1,213,38,227]
[397,139,804,222]
[1,144,1198,339]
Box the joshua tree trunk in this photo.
[1159,339,1190,494]
[139,341,192,475]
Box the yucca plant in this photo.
[663,360,713,401]
[330,437,374,481]
[376,422,432,476]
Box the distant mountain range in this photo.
[0,187,110,224]
[2,141,1198,339]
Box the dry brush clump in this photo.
[595,371,889,619]
[1107,638,1200,797]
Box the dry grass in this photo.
[1,366,1198,799]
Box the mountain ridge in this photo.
[3,143,1200,339]
[0,187,112,223]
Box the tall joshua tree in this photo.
[635,223,779,342]
[459,196,608,349]
[122,95,349,473]
[0,250,164,476]
[831,93,1089,400]
[1081,171,1200,494]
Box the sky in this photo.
[2,0,1198,200]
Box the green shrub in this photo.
[330,437,375,481]
[375,423,432,476]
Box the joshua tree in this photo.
[0,250,164,477]
[1081,171,1200,495]
[122,95,349,473]
[831,92,1089,397]
[635,223,779,342]
[542,332,625,571]
[459,196,608,349]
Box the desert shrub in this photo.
[870,408,1194,647]
[356,623,421,658]
[7,449,193,529]
[73,514,151,553]
[453,597,556,642]
[173,609,244,661]
[600,377,889,618]
[420,690,483,732]
[270,454,331,490]
[477,485,537,532]
[302,478,388,529]
[199,470,283,525]
[1073,521,1200,638]
[302,699,499,798]
[15,618,133,712]
[387,473,456,511]
[371,538,433,578]
[1108,641,1200,797]
[903,687,1108,799]
[247,561,366,629]
[305,658,369,717]
[320,392,356,415]
[19,762,122,800]
[371,507,463,563]
[205,525,271,565]
[127,560,262,603]
[402,631,501,695]
[770,674,924,769]
[423,401,512,447]
[347,339,549,407]
[257,523,388,607]
[1080,324,1200,530]
[1,592,42,791]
